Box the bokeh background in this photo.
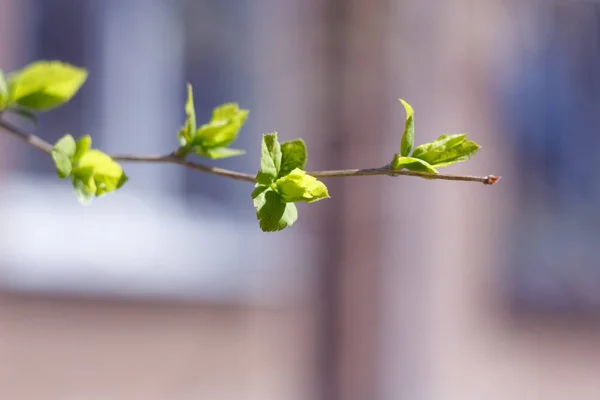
[1,0,600,399]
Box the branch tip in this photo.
[485,175,501,185]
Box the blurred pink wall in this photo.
[1,1,600,400]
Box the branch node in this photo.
[484,175,501,185]
[171,147,188,159]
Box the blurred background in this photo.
[1,0,600,399]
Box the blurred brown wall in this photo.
[0,293,317,400]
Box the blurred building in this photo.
[1,0,600,399]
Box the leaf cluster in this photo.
[390,99,480,174]
[177,84,248,159]
[252,133,329,232]
[52,134,127,203]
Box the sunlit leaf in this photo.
[389,153,438,174]
[399,99,414,157]
[275,168,329,203]
[256,171,274,185]
[7,61,87,111]
[177,83,196,146]
[260,132,282,180]
[74,149,127,196]
[51,134,77,178]
[279,139,307,178]
[251,184,270,200]
[411,134,480,167]
[73,135,92,163]
[193,103,248,149]
[254,189,298,232]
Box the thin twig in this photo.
[111,154,258,183]
[0,117,501,185]
[308,168,500,185]
[0,118,53,154]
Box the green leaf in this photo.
[74,134,92,163]
[193,102,248,149]
[390,153,438,174]
[254,189,298,232]
[411,134,480,167]
[72,149,127,197]
[255,171,274,185]
[399,99,414,156]
[251,184,269,199]
[71,166,96,204]
[177,83,196,146]
[51,133,126,201]
[52,148,73,179]
[275,168,330,203]
[260,132,282,179]
[7,61,88,111]
[0,69,8,110]
[191,146,246,159]
[53,134,77,158]
[51,134,77,178]
[179,100,250,160]
[279,139,307,178]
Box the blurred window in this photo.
[499,1,600,314]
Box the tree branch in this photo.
[112,154,258,183]
[0,117,53,154]
[0,118,500,185]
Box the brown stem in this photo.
[0,118,501,185]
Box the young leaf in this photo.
[399,99,415,156]
[411,134,480,167]
[177,83,196,146]
[74,135,92,163]
[71,166,96,204]
[73,150,128,196]
[275,168,329,203]
[0,69,8,110]
[193,103,248,149]
[256,171,274,185]
[192,147,246,159]
[260,132,282,179]
[7,61,88,111]
[390,153,438,174]
[254,189,298,232]
[279,139,307,178]
[53,134,77,157]
[251,184,270,199]
[51,134,77,178]
[51,133,127,201]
